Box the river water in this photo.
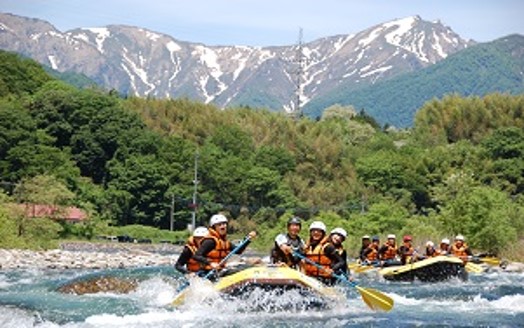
[1,266,523,327]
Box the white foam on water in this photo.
[130,277,178,307]
[391,291,524,315]
[85,310,182,327]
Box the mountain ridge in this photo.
[0,12,472,117]
[304,34,524,127]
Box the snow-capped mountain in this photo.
[0,13,472,112]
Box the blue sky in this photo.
[2,0,523,46]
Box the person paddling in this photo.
[398,235,416,265]
[174,226,208,275]
[450,234,472,262]
[303,221,345,285]
[358,235,371,262]
[193,213,257,280]
[378,234,401,267]
[424,241,439,258]
[362,235,380,266]
[329,227,349,278]
[270,216,305,268]
[438,238,450,255]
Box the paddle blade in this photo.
[465,262,485,274]
[481,257,501,266]
[356,286,394,312]
[353,265,377,274]
[171,290,187,307]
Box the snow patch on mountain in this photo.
[84,27,110,53]
[383,16,417,45]
[47,55,58,69]
[122,51,155,95]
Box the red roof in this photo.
[21,204,88,222]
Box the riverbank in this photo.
[1,242,523,272]
[0,242,181,270]
[0,241,265,270]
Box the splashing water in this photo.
[1,267,523,327]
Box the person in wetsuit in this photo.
[270,216,305,268]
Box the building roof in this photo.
[21,204,88,222]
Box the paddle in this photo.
[465,262,485,274]
[171,235,252,306]
[293,251,394,312]
[473,256,501,266]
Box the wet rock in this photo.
[58,276,139,295]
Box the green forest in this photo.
[1,50,523,259]
[304,34,524,128]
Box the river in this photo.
[1,266,523,327]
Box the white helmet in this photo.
[441,238,450,245]
[362,235,370,239]
[209,214,228,226]
[387,234,396,239]
[309,221,326,233]
[193,226,208,237]
[426,241,434,248]
[331,228,347,239]
[455,234,465,241]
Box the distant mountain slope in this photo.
[0,13,470,113]
[304,34,524,127]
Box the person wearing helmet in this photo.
[450,234,472,261]
[378,234,401,267]
[174,226,209,274]
[438,238,450,255]
[362,235,380,265]
[398,235,416,265]
[270,216,305,268]
[329,227,350,278]
[358,235,371,262]
[193,213,257,279]
[424,241,438,258]
[303,221,345,285]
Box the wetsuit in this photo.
[270,233,305,268]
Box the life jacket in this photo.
[203,228,231,270]
[438,245,449,255]
[366,244,379,261]
[381,242,397,260]
[451,242,469,260]
[400,244,415,264]
[426,248,439,258]
[185,236,203,272]
[304,236,332,278]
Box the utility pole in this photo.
[169,194,175,231]
[293,27,306,120]
[191,152,199,232]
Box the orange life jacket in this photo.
[203,228,231,270]
[366,244,379,261]
[381,242,397,260]
[304,236,332,278]
[451,242,469,260]
[185,236,203,272]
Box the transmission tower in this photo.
[292,27,307,120]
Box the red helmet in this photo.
[403,235,412,242]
